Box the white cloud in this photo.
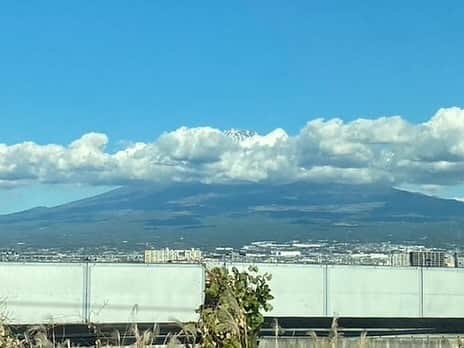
[1,107,464,189]
[156,127,236,163]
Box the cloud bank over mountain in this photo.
[1,107,464,190]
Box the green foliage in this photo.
[195,266,273,348]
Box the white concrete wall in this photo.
[2,262,464,324]
[260,264,325,317]
[423,268,464,317]
[0,263,85,324]
[88,263,204,323]
[226,263,423,318]
[228,263,325,317]
[327,265,421,317]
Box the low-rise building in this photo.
[391,252,411,267]
[271,250,302,258]
[144,248,203,263]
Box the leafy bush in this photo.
[195,265,273,348]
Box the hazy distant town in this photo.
[2,239,463,268]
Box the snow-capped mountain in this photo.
[223,129,257,142]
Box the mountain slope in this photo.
[1,183,463,248]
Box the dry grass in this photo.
[263,318,463,348]
[2,318,464,348]
[0,324,72,348]
[0,321,187,348]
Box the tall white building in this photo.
[391,250,448,268]
[410,251,445,267]
[144,248,203,263]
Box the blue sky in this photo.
[1,1,464,213]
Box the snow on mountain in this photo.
[223,129,257,142]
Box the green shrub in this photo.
[195,266,273,348]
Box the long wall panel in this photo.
[88,263,204,323]
[223,263,325,317]
[0,263,85,324]
[327,265,421,317]
[423,268,464,318]
[2,262,464,324]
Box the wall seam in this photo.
[323,264,328,317]
[82,264,87,323]
[83,262,91,323]
[419,267,424,318]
